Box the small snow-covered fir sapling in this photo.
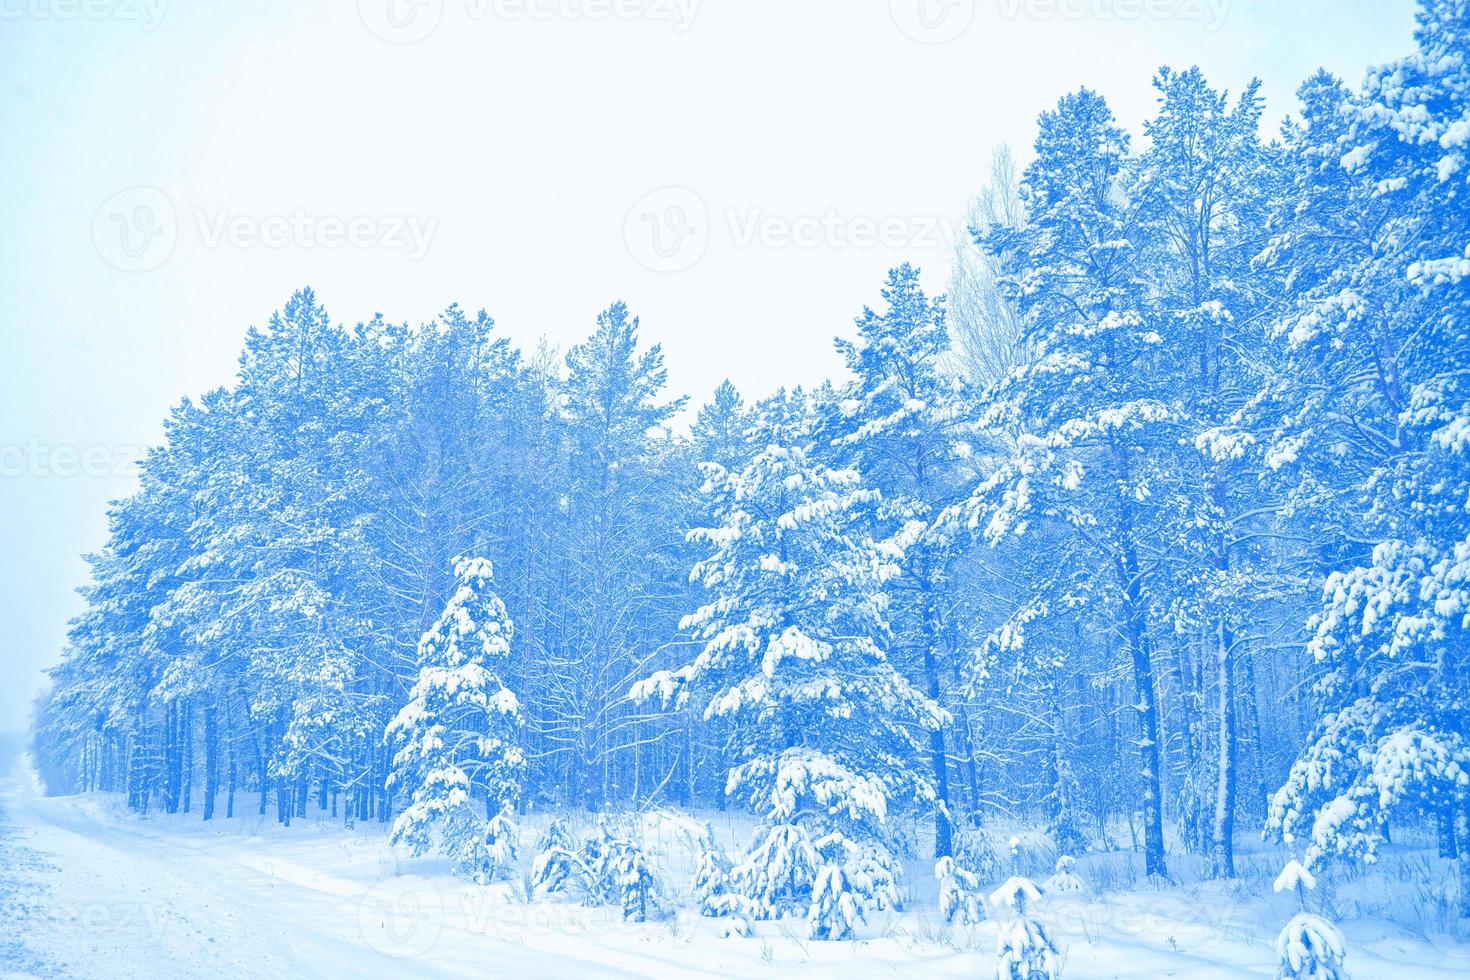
[578,818,659,921]
[691,827,754,930]
[807,832,902,941]
[935,856,985,925]
[1272,859,1348,980]
[1043,855,1085,895]
[580,817,621,899]
[530,819,579,896]
[726,820,823,921]
[612,841,657,923]
[384,557,524,883]
[956,827,1002,882]
[991,876,1061,980]
[481,805,520,882]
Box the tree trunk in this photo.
[1457,803,1470,919]
[1439,807,1459,859]
[180,702,194,815]
[163,701,181,814]
[256,736,269,817]
[1210,621,1237,879]
[226,741,237,820]
[203,704,218,821]
[1241,649,1270,816]
[1110,436,1168,881]
[918,580,953,859]
[1116,538,1168,880]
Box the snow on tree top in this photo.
[990,875,1043,910]
[1274,859,1316,894]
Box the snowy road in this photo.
[0,773,644,979]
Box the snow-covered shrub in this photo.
[726,822,822,921]
[478,805,520,883]
[806,832,901,940]
[935,855,985,925]
[611,841,657,922]
[955,827,1002,882]
[529,819,578,896]
[1273,860,1348,979]
[690,830,752,921]
[991,876,1060,980]
[573,819,660,920]
[1275,914,1348,980]
[1043,854,1084,895]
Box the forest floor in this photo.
[2,760,1467,978]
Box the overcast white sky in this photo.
[0,0,1420,729]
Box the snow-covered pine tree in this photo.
[955,827,1002,883]
[991,875,1061,980]
[530,819,579,895]
[1043,855,1084,895]
[633,442,946,937]
[969,86,1175,879]
[807,831,902,940]
[1272,860,1348,980]
[691,380,753,471]
[551,301,688,809]
[385,557,524,882]
[690,828,748,920]
[831,262,976,858]
[612,841,657,922]
[1131,65,1279,881]
[1265,0,1470,914]
[484,804,520,879]
[574,819,658,919]
[935,856,985,925]
[725,820,822,921]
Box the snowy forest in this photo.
[21,1,1470,974]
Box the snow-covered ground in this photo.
[2,757,1467,979]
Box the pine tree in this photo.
[551,301,687,809]
[969,87,1173,879]
[634,442,946,933]
[832,263,975,857]
[1132,65,1279,879]
[385,557,524,882]
[1266,0,1470,913]
[935,855,986,925]
[690,827,751,921]
[530,819,579,896]
[991,875,1061,979]
[1272,860,1348,980]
